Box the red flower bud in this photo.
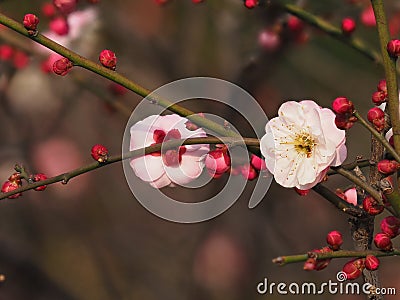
[53,0,77,15]
[294,187,310,196]
[341,18,356,35]
[380,216,400,238]
[205,149,231,175]
[155,0,169,5]
[361,5,376,27]
[287,16,304,33]
[342,258,365,280]
[377,79,387,93]
[304,247,333,271]
[387,39,400,58]
[332,97,354,115]
[367,107,385,132]
[363,196,384,215]
[192,0,204,3]
[42,2,56,18]
[53,57,73,76]
[0,45,14,61]
[23,14,39,33]
[326,230,343,250]
[244,0,258,9]
[365,255,380,271]
[108,83,128,96]
[32,173,48,191]
[374,233,393,251]
[91,144,109,163]
[49,17,69,36]
[240,164,258,180]
[99,49,117,70]
[377,159,399,175]
[250,154,266,171]
[335,114,355,130]
[1,181,22,199]
[8,173,22,185]
[371,90,387,105]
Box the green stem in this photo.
[371,0,400,152]
[354,111,400,163]
[272,249,400,266]
[280,3,382,63]
[0,137,259,200]
[0,12,238,138]
[331,166,384,205]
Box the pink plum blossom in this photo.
[130,114,209,188]
[344,187,357,206]
[260,100,347,189]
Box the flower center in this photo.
[151,129,186,167]
[293,132,315,158]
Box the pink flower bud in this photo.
[42,2,56,18]
[342,258,365,280]
[205,149,231,175]
[13,50,29,69]
[0,45,14,61]
[363,196,384,215]
[387,39,400,58]
[294,187,310,196]
[53,57,73,76]
[32,173,48,191]
[380,216,400,238]
[250,154,266,171]
[303,258,317,271]
[192,0,204,3]
[326,230,343,250]
[341,18,356,35]
[49,17,69,36]
[287,16,304,33]
[374,233,393,251]
[99,49,117,70]
[240,164,258,180]
[361,5,376,27]
[334,114,355,130]
[258,29,280,52]
[91,144,109,163]
[377,79,387,93]
[365,255,380,271]
[1,181,22,199]
[332,97,354,115]
[53,0,77,15]
[372,90,387,105]
[377,159,399,175]
[244,0,258,9]
[313,247,333,271]
[23,14,39,32]
[367,107,385,132]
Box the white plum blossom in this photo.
[130,114,209,188]
[260,100,347,189]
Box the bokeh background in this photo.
[0,0,400,299]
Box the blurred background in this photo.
[0,0,400,299]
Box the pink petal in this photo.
[130,155,164,182]
[130,115,160,150]
[344,188,358,206]
[330,140,347,166]
[165,146,208,185]
[149,173,171,188]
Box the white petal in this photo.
[330,140,347,166]
[165,147,208,185]
[130,156,164,182]
[296,168,328,190]
[149,173,171,188]
[130,115,160,150]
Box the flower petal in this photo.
[149,173,171,188]
[130,155,164,182]
[165,146,209,185]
